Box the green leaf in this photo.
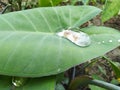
[0,6,119,78]
[82,0,89,5]
[0,6,101,31]
[68,75,92,90]
[70,0,78,5]
[55,83,65,90]
[0,75,56,90]
[0,75,11,90]
[38,0,63,7]
[101,0,120,22]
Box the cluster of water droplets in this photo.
[12,77,27,87]
[97,39,120,45]
[57,68,61,72]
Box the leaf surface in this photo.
[0,6,120,77]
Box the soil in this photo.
[104,15,120,31]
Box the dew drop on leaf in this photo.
[102,41,105,43]
[118,39,120,43]
[57,29,91,47]
[109,40,113,43]
[57,68,61,72]
[12,77,27,87]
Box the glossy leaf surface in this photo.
[102,0,120,22]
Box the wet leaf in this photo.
[0,6,119,78]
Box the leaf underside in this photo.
[0,75,55,90]
[0,6,119,77]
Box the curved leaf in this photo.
[101,0,120,22]
[0,6,119,77]
[0,6,101,32]
[0,75,55,90]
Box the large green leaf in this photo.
[0,6,119,78]
[101,0,120,22]
[0,75,56,90]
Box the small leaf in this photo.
[0,75,11,90]
[111,78,119,85]
[55,83,65,90]
[70,0,78,5]
[101,0,120,22]
[82,0,89,5]
[68,75,92,90]
[38,0,63,7]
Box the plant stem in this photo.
[90,79,120,90]
[72,66,76,79]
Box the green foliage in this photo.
[0,5,120,90]
[7,0,38,11]
[0,75,55,90]
[81,0,89,5]
[38,0,63,7]
[0,6,104,77]
[55,84,65,90]
[71,0,89,5]
[70,0,78,5]
[101,0,120,22]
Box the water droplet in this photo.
[12,77,27,87]
[57,68,61,72]
[102,41,105,43]
[109,40,113,43]
[57,30,91,47]
[118,39,120,43]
